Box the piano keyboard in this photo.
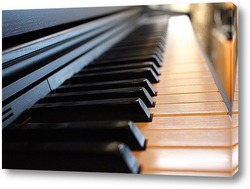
[134,16,238,176]
[2,8,238,177]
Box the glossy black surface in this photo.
[30,98,152,123]
[40,87,154,107]
[3,141,140,173]
[57,78,156,96]
[71,68,159,84]
[3,121,146,150]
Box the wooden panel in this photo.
[211,29,233,101]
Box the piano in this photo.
[2,4,238,177]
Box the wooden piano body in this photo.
[2,5,238,177]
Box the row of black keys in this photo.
[30,22,167,123]
[3,20,168,174]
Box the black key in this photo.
[125,23,166,34]
[30,98,152,122]
[122,32,166,41]
[116,36,166,47]
[128,30,167,38]
[58,78,156,96]
[110,43,165,53]
[3,120,146,150]
[70,68,159,84]
[3,141,140,173]
[91,54,162,67]
[81,62,160,75]
[107,42,164,53]
[114,38,165,49]
[101,47,163,58]
[41,87,154,107]
[121,26,166,37]
[122,35,164,43]
[100,48,163,61]
[120,29,164,38]
[118,36,166,46]
[128,28,166,35]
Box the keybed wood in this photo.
[133,16,238,176]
